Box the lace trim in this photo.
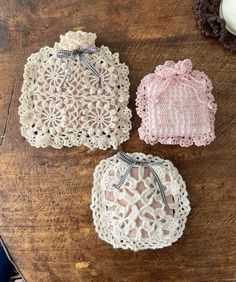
[18,31,132,149]
[136,60,217,147]
[91,152,191,251]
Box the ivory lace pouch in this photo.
[136,59,217,147]
[91,151,191,251]
[19,31,132,149]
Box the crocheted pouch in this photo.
[91,151,191,251]
[136,59,217,147]
[19,31,132,149]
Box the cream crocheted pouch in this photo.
[19,31,132,149]
[136,59,217,147]
[91,151,191,251]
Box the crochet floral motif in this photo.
[136,59,217,147]
[18,31,132,149]
[91,152,191,251]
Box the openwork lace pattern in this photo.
[136,59,217,147]
[19,31,132,149]
[91,152,191,251]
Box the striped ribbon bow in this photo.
[57,47,101,88]
[115,151,170,209]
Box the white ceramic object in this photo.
[220,0,236,36]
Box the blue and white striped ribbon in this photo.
[57,47,101,88]
[115,151,170,209]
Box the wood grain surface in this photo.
[0,0,236,281]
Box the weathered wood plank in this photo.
[0,0,236,281]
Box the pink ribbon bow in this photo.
[152,59,212,109]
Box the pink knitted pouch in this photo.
[136,59,217,147]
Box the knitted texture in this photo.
[19,31,132,149]
[193,0,236,52]
[136,59,217,147]
[91,152,191,251]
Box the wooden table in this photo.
[0,1,235,281]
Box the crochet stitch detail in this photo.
[193,0,236,52]
[136,59,217,147]
[91,152,191,251]
[18,31,132,149]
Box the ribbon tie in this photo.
[153,59,212,109]
[156,59,192,79]
[57,47,101,88]
[116,151,170,209]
